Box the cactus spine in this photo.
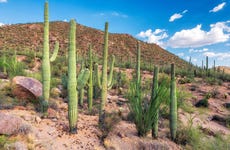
[151,66,159,138]
[95,22,115,121]
[41,2,59,114]
[68,19,78,133]
[170,63,177,141]
[88,44,93,112]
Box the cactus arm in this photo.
[42,1,50,113]
[77,69,90,90]
[79,89,84,106]
[107,55,115,88]
[68,19,78,133]
[88,44,93,112]
[170,63,177,140]
[151,66,159,138]
[50,41,59,62]
[95,63,102,89]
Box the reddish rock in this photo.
[0,112,28,135]
[12,76,42,100]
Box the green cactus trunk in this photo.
[151,66,159,138]
[136,41,141,88]
[88,44,93,112]
[41,2,51,113]
[68,19,78,133]
[99,22,109,120]
[41,2,59,114]
[170,63,177,141]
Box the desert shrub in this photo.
[99,112,121,139]
[178,77,193,84]
[195,98,209,107]
[0,56,25,78]
[0,135,14,148]
[127,80,168,136]
[113,70,129,89]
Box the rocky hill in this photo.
[0,21,189,68]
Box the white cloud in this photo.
[137,29,168,46]
[189,48,208,53]
[63,19,68,22]
[0,0,7,3]
[209,2,226,13]
[169,10,188,22]
[111,11,128,18]
[177,53,184,57]
[0,22,4,26]
[167,21,230,48]
[203,51,230,60]
[95,11,128,18]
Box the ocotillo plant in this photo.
[41,2,59,114]
[170,63,177,141]
[151,66,159,138]
[68,19,78,133]
[95,22,115,121]
[87,44,93,112]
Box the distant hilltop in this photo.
[0,21,189,68]
[217,66,230,74]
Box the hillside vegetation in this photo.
[0,21,189,68]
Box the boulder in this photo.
[0,112,30,135]
[12,76,42,100]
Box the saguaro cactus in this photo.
[68,19,78,133]
[170,63,177,141]
[136,41,141,88]
[41,2,59,113]
[206,56,208,76]
[67,20,90,133]
[151,66,159,138]
[88,44,93,112]
[95,22,115,121]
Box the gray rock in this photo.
[0,112,30,135]
[12,76,42,100]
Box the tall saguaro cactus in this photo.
[95,22,115,121]
[170,63,177,141]
[88,44,93,112]
[136,41,141,88]
[68,19,78,133]
[151,66,159,138]
[42,2,59,114]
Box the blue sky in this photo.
[0,0,230,67]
